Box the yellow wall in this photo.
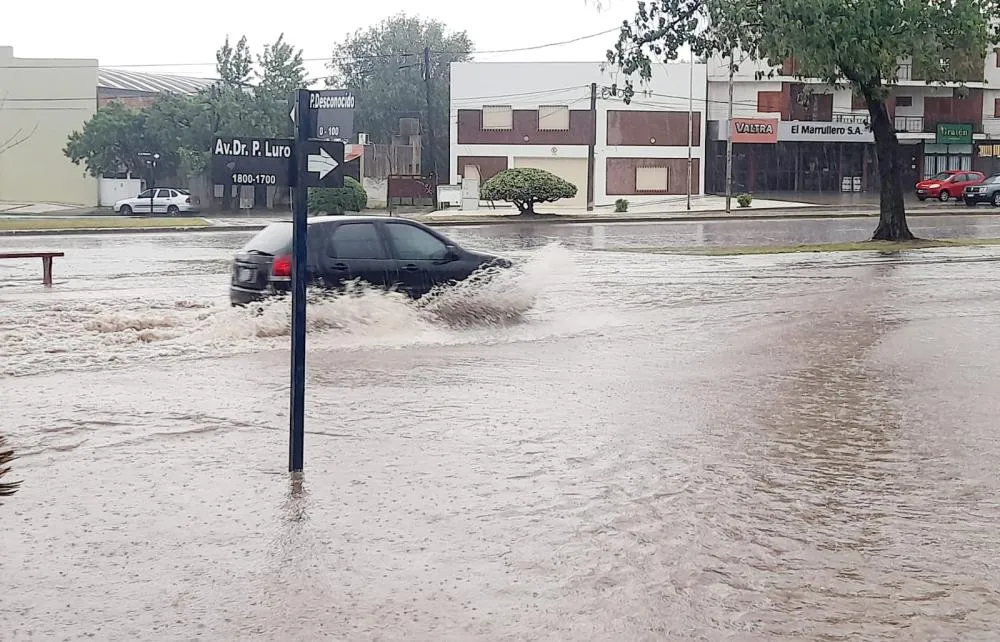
[0,46,98,206]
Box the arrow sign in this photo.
[307,147,339,180]
[298,140,345,188]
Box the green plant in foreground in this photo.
[614,198,629,213]
[0,436,19,499]
[737,193,753,208]
[308,177,368,215]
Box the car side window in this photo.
[156,189,172,198]
[386,223,449,260]
[329,223,388,259]
[169,190,179,197]
[137,190,153,199]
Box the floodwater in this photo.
[3,217,1000,640]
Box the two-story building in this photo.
[706,53,995,194]
[450,61,707,209]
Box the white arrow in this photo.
[290,106,296,123]
[307,147,339,180]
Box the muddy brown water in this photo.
[3,219,1000,640]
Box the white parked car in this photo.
[114,188,198,216]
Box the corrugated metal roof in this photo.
[97,68,217,94]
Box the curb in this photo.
[0,207,993,236]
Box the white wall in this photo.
[450,61,707,206]
[0,46,98,206]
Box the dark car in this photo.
[230,216,511,306]
[964,173,1000,207]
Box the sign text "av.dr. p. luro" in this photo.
[213,138,292,158]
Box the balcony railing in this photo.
[833,113,868,124]
[894,116,923,133]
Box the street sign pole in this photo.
[289,88,310,473]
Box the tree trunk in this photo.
[867,97,914,241]
[514,200,536,215]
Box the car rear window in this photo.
[242,222,292,255]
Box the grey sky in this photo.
[10,0,638,80]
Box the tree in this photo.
[480,168,578,215]
[307,177,368,215]
[0,435,19,500]
[328,13,473,178]
[609,0,1000,241]
[255,34,307,138]
[64,101,153,177]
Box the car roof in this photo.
[306,215,421,225]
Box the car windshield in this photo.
[984,175,1000,184]
[241,222,292,255]
[931,172,955,181]
[175,188,190,195]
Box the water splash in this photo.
[0,243,581,377]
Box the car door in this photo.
[383,221,470,298]
[133,189,154,214]
[317,221,398,292]
[152,189,173,214]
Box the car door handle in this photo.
[400,264,419,272]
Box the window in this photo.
[635,167,669,192]
[156,189,172,198]
[895,95,913,107]
[482,105,513,130]
[538,105,570,131]
[329,223,387,259]
[757,91,783,113]
[137,189,153,199]
[851,94,866,111]
[385,223,449,260]
[995,48,1000,67]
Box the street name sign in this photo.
[211,137,294,186]
[289,89,356,141]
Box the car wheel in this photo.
[166,205,179,216]
[992,193,1000,207]
[939,190,950,202]
[119,204,132,216]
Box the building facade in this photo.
[97,69,215,109]
[450,61,707,208]
[706,53,997,195]
[0,46,98,206]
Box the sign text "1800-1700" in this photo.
[213,138,292,158]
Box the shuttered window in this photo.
[635,167,669,192]
[538,105,570,130]
[482,105,513,130]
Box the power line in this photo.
[0,26,624,72]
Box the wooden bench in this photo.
[0,252,65,286]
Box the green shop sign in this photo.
[936,122,973,144]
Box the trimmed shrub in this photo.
[480,167,577,215]
[308,177,368,215]
[737,193,753,208]
[614,198,629,213]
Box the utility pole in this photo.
[586,82,597,211]
[725,51,735,214]
[686,55,694,211]
[422,47,438,181]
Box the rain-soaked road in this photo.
[3,216,1000,640]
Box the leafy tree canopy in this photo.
[65,34,306,182]
[481,167,578,215]
[328,13,473,176]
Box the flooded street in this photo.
[4,217,1000,640]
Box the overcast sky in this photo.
[8,0,644,80]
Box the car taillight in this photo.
[272,255,291,277]
[185,196,190,203]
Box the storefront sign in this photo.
[778,121,873,142]
[936,122,973,145]
[730,118,778,143]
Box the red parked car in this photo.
[916,170,985,202]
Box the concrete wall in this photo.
[0,46,98,206]
[450,61,707,206]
